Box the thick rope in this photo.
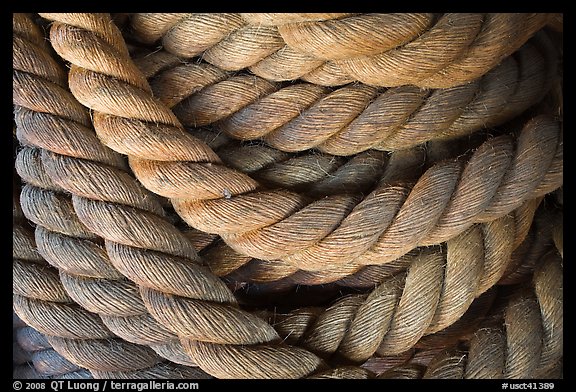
[21,12,377,379]
[498,201,558,286]
[137,32,556,154]
[248,204,540,362]
[41,13,563,273]
[12,179,205,378]
[13,14,219,374]
[13,315,92,379]
[16,12,564,380]
[12,14,386,378]
[195,194,538,288]
[129,13,553,88]
[390,250,563,379]
[14,31,535,293]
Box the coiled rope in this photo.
[12,12,562,379]
[136,31,556,154]
[39,13,563,273]
[129,13,554,88]
[375,248,563,379]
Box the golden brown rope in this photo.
[197,193,538,288]
[13,14,217,374]
[129,13,553,88]
[430,251,562,379]
[22,12,376,379]
[137,31,556,154]
[34,13,563,378]
[249,203,540,362]
[41,13,563,273]
[12,181,204,378]
[498,201,559,286]
[13,14,378,378]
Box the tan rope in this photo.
[13,183,203,378]
[498,201,559,286]
[369,250,562,379]
[441,251,562,379]
[18,12,377,379]
[13,14,216,372]
[137,31,556,154]
[40,13,563,272]
[249,204,539,362]
[12,13,561,377]
[129,13,553,88]
[197,193,538,288]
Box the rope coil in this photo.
[13,12,563,379]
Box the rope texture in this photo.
[18,12,376,379]
[11,12,563,379]
[39,14,563,274]
[375,250,563,379]
[129,13,553,88]
[13,312,92,379]
[136,31,557,155]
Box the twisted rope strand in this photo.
[36,13,562,377]
[14,318,92,379]
[13,15,378,378]
[31,12,376,379]
[252,201,541,362]
[129,13,553,88]
[41,13,563,273]
[13,14,213,372]
[13,13,213,378]
[199,193,538,289]
[444,251,562,379]
[13,182,203,378]
[380,250,563,379]
[15,12,563,379]
[137,31,555,155]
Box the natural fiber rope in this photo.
[136,31,556,155]
[14,14,217,370]
[11,27,536,382]
[13,315,92,379]
[12,16,385,379]
[12,144,544,376]
[40,13,563,274]
[380,250,562,379]
[194,194,539,288]
[498,202,559,286]
[17,13,380,379]
[246,203,541,362]
[129,13,553,88]
[13,13,560,380]
[13,181,207,378]
[15,146,212,372]
[241,196,546,293]
[15,12,554,290]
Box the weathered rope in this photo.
[189,194,538,289]
[12,178,205,379]
[12,13,564,377]
[380,250,562,379]
[40,13,563,273]
[13,313,92,379]
[498,201,559,286]
[19,12,377,379]
[248,203,541,362]
[14,13,218,371]
[129,13,554,88]
[136,31,556,155]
